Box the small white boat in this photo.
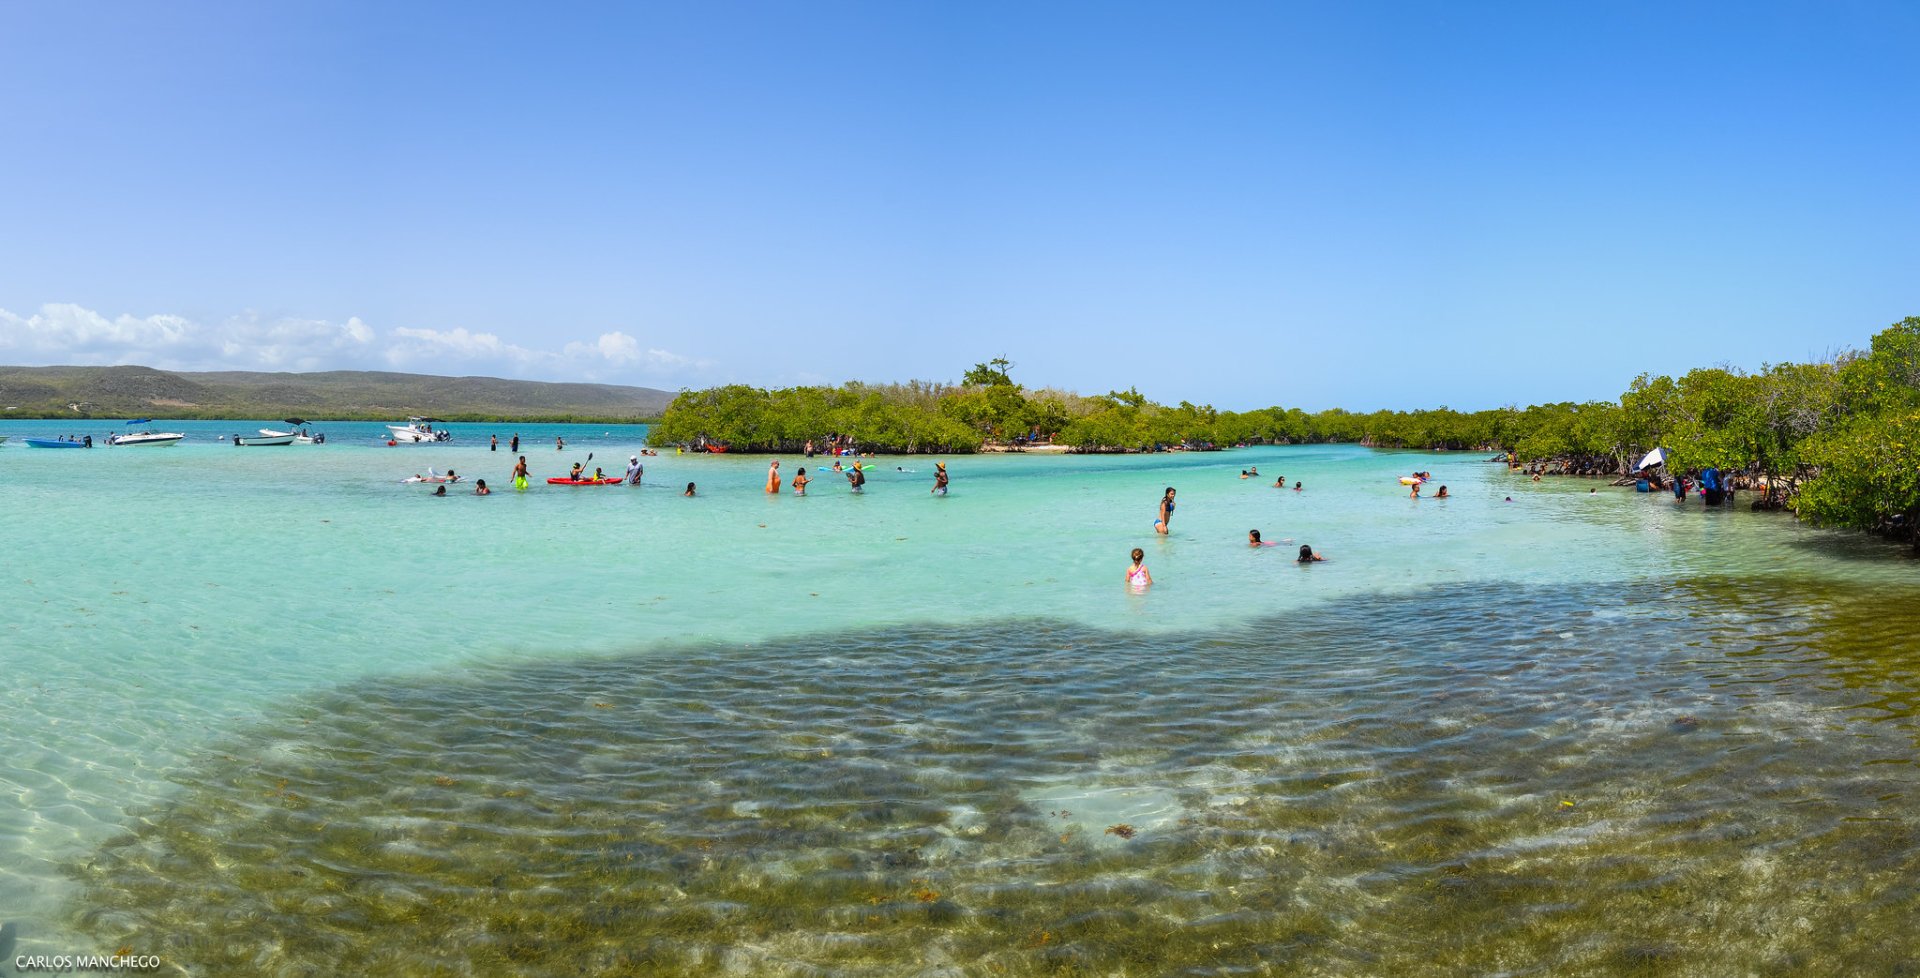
[258,428,321,444]
[108,430,185,447]
[234,433,296,446]
[387,417,450,443]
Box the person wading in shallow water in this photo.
[1154,487,1176,534]
[1126,548,1153,590]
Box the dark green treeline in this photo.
[648,318,1920,544]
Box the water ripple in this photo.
[62,579,1920,976]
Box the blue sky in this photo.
[1,1,1914,410]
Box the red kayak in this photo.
[546,477,625,486]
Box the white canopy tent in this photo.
[1635,447,1668,471]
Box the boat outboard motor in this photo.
[82,435,92,448]
[233,435,241,445]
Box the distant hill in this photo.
[0,365,676,421]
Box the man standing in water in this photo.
[510,433,519,453]
[624,455,644,486]
[510,455,531,491]
[490,434,498,452]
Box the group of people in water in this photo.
[1129,481,1327,591]
[759,458,949,496]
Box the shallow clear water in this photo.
[2,421,1916,975]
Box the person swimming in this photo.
[684,482,697,496]
[1126,548,1153,590]
[1154,487,1176,534]
[432,485,447,497]
[474,479,490,495]
[1435,485,1449,498]
[1409,481,1422,499]
[1297,544,1324,563]
[1293,482,1302,491]
[1249,529,1282,548]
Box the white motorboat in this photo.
[108,430,185,447]
[386,417,450,443]
[234,433,296,446]
[258,428,322,445]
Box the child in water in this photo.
[1126,548,1153,590]
[474,479,490,495]
[1293,482,1302,491]
[684,482,697,496]
[1249,529,1281,548]
[1297,544,1325,563]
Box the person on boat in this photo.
[1435,485,1449,498]
[593,467,606,481]
[932,462,948,495]
[766,459,782,493]
[684,482,697,496]
[847,462,866,493]
[569,461,585,482]
[432,485,447,497]
[792,467,810,495]
[1297,544,1325,563]
[511,456,531,490]
[1154,487,1176,534]
[625,455,644,485]
[1126,548,1153,590]
[475,479,490,495]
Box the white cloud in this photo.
[0,303,709,384]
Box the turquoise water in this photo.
[2,421,1918,974]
